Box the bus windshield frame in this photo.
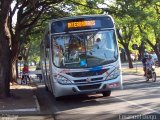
[51,29,118,69]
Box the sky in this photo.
[11,1,17,25]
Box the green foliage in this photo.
[63,0,103,15]
[26,0,105,63]
[13,0,160,64]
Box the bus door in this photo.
[44,48,53,92]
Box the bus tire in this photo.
[102,90,111,97]
[55,96,62,101]
[45,86,49,91]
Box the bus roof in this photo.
[49,14,114,24]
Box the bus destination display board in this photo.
[51,16,114,33]
[67,20,96,29]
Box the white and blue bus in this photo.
[40,14,122,99]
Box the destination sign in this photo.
[67,20,96,28]
[51,16,114,33]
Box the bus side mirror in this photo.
[116,29,123,40]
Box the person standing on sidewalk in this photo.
[22,64,31,83]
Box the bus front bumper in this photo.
[53,76,122,97]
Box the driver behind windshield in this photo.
[89,37,114,60]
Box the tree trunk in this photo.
[138,41,144,61]
[0,33,11,98]
[120,42,134,68]
[125,48,134,68]
[11,61,17,84]
[10,53,19,83]
[0,0,12,98]
[16,60,19,78]
[10,36,20,83]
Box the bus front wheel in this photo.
[45,85,49,91]
[102,90,111,97]
[55,96,62,101]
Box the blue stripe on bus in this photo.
[89,66,103,71]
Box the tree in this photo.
[62,0,103,15]
[0,0,12,98]
[105,0,159,68]
[136,1,160,61]
[18,0,104,67]
[19,2,70,65]
[116,0,160,62]
[107,0,138,68]
[116,16,136,68]
[9,0,65,83]
[0,0,65,97]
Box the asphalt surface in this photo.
[32,63,160,120]
[1,63,160,120]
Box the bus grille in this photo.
[67,69,108,77]
[73,77,103,84]
[78,84,101,91]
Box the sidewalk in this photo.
[0,79,40,114]
[121,62,160,76]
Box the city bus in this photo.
[40,14,123,100]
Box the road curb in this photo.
[0,108,37,113]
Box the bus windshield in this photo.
[52,30,118,68]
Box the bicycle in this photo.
[21,73,30,85]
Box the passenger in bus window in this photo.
[68,40,79,60]
[55,37,65,52]
[53,39,64,66]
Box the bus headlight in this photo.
[56,75,72,85]
[107,67,120,80]
[152,65,155,69]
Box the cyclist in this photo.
[145,54,154,75]
[21,64,30,83]
[142,53,148,76]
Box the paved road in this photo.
[32,70,160,120]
